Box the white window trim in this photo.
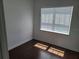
[40,6,73,35]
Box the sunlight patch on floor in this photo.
[34,43,65,57]
[48,47,64,57]
[34,43,48,50]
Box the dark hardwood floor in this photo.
[9,39,79,59]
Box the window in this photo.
[40,6,73,35]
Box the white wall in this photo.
[3,0,33,50]
[33,0,79,52]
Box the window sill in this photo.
[40,28,69,35]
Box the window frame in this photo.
[40,6,74,35]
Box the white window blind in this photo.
[40,6,73,35]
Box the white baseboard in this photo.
[8,39,32,51]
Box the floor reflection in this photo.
[39,50,60,59]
